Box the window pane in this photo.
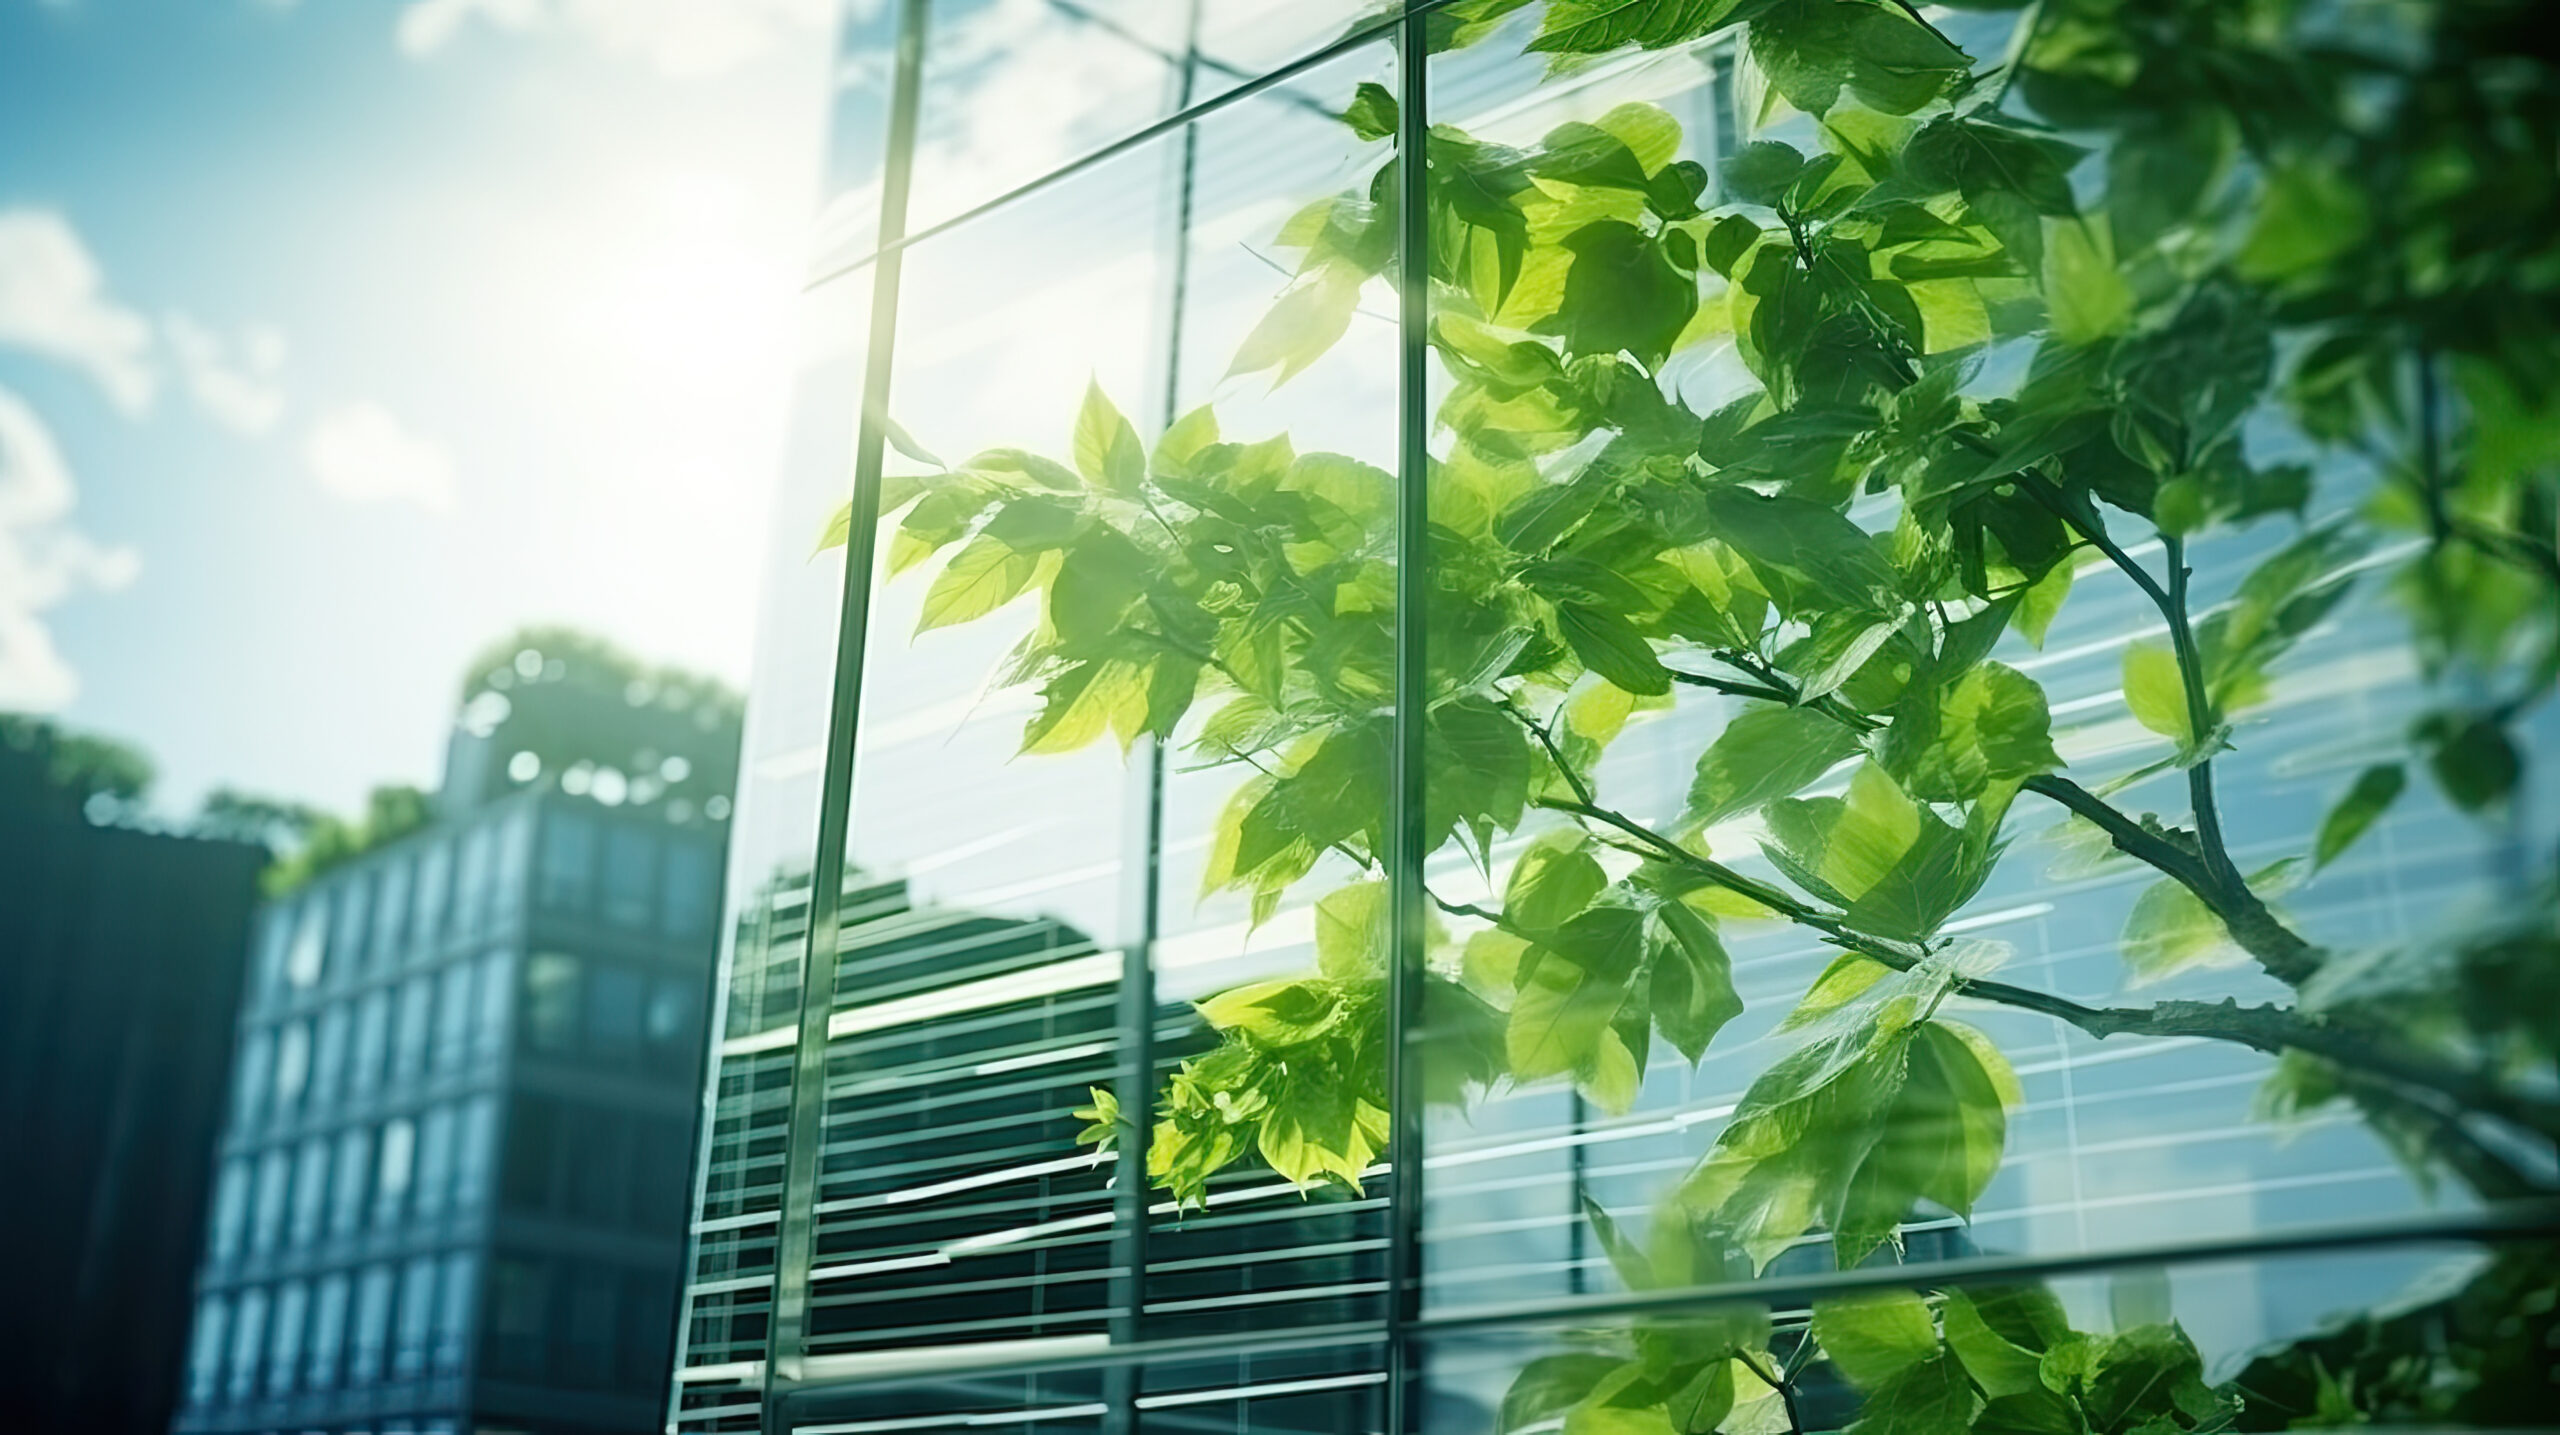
[330,870,372,977]
[306,1273,349,1391]
[393,1255,438,1379]
[602,824,655,927]
[455,1094,499,1211]
[266,1279,307,1396]
[209,1158,251,1263]
[185,1295,227,1405]
[376,1117,416,1228]
[434,960,476,1072]
[288,1138,331,1248]
[285,896,328,989]
[414,1104,457,1219]
[475,949,516,1064]
[435,1252,477,1375]
[349,1264,394,1384]
[225,1286,267,1401]
[523,952,580,1054]
[272,1018,311,1114]
[250,1148,291,1254]
[371,854,412,967]
[538,807,596,911]
[309,1001,350,1113]
[349,987,390,1096]
[231,1028,273,1128]
[412,839,451,955]
[392,973,434,1080]
[331,1127,373,1237]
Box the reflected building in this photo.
[0,726,265,1435]
[171,638,740,1435]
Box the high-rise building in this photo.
[0,724,265,1435]
[171,637,741,1435]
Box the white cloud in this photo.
[397,0,832,77]
[303,401,457,512]
[0,209,156,414]
[165,313,288,436]
[0,386,140,710]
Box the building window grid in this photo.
[668,4,2560,1433]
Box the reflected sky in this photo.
[0,0,835,812]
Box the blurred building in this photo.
[0,723,265,1435]
[170,635,742,1435]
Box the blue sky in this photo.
[0,0,837,815]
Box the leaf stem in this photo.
[2159,533,2242,892]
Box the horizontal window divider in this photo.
[798,0,1472,296]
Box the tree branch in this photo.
[2023,774,2323,987]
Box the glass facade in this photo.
[679,3,2560,1434]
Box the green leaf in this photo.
[1559,601,1673,695]
[2120,878,2240,983]
[1501,1354,1625,1435]
[1580,1192,1656,1290]
[1340,80,1398,142]
[916,532,1043,634]
[2120,641,2191,746]
[1722,141,1808,206]
[1314,882,1388,979]
[1846,1352,1981,1435]
[1700,485,1901,618]
[2043,216,2132,345]
[1651,900,1743,1063]
[1845,7,1968,115]
[1153,404,1220,477]
[1898,661,2061,802]
[1529,0,1774,56]
[1071,381,1145,494]
[2313,763,2404,869]
[2421,715,2520,812]
[1228,263,1364,385]
[1687,705,1865,826]
[1748,0,1855,117]
[2236,162,2369,283]
[1536,220,1698,367]
[1509,906,1650,1110]
[2013,558,2072,648]
[1507,829,1609,932]
[1943,1288,2045,1398]
[1836,1020,2012,1262]
[1812,1288,1938,1388]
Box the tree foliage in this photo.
[827,0,2559,1425]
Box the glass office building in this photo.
[174,651,737,1435]
[677,3,2557,1433]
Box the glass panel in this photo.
[288,1137,331,1248]
[332,1126,374,1238]
[392,973,434,1080]
[209,1157,251,1263]
[272,1017,312,1114]
[285,895,329,989]
[475,949,515,1064]
[232,1027,274,1129]
[414,1103,457,1219]
[434,960,476,1072]
[307,1273,349,1391]
[436,1252,477,1376]
[310,1001,350,1113]
[185,1294,228,1405]
[394,1254,438,1379]
[266,1278,307,1396]
[251,1147,291,1254]
[412,838,452,957]
[225,1285,267,1401]
[330,869,373,978]
[604,824,657,927]
[376,1116,417,1229]
[524,952,581,1054]
[1418,1239,2560,1434]
[371,853,413,967]
[455,1094,500,1211]
[538,806,596,911]
[350,986,390,1096]
[350,1263,395,1385]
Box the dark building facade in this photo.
[0,791,264,1435]
[172,641,740,1435]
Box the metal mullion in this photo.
[763,0,932,1429]
[1104,7,1204,1433]
[1386,7,1434,1434]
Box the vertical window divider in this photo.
[1105,5,1206,1431]
[1386,7,1434,1433]
[762,0,932,1427]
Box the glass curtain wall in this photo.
[676,2,2559,1433]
